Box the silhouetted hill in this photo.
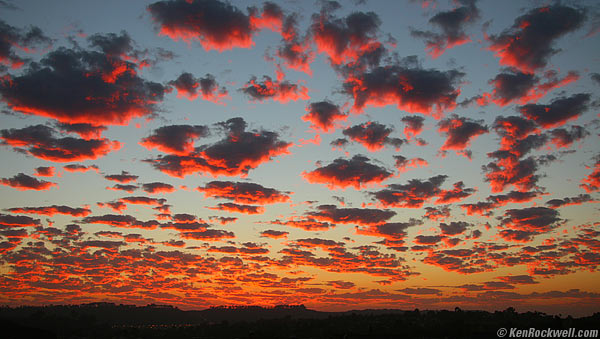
[1,303,598,339]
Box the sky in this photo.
[0,0,599,316]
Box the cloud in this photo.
[306,204,396,226]
[518,93,590,128]
[410,0,479,58]
[119,196,166,206]
[139,124,209,156]
[439,221,471,236]
[55,123,108,140]
[423,206,451,221]
[208,202,264,215]
[240,75,309,103]
[549,125,588,148]
[438,115,488,157]
[142,182,175,194]
[0,39,167,126]
[148,0,267,52]
[147,117,291,177]
[497,275,538,285]
[302,155,393,189]
[104,171,138,183]
[397,287,442,295]
[311,9,382,66]
[370,175,448,208]
[482,116,550,192]
[436,181,476,204]
[168,72,228,103]
[276,14,314,75]
[106,184,138,193]
[82,214,160,229]
[1,124,121,162]
[341,122,406,151]
[260,229,289,239]
[197,180,291,204]
[401,115,425,140]
[62,164,99,173]
[0,173,56,191]
[393,155,428,173]
[179,229,235,241]
[0,19,52,69]
[302,101,347,133]
[546,194,595,209]
[356,219,422,243]
[266,217,335,231]
[477,70,579,107]
[0,213,41,227]
[499,206,562,242]
[343,64,464,117]
[580,155,600,192]
[486,5,586,73]
[461,190,542,216]
[6,205,91,217]
[34,166,54,177]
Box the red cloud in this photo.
[168,72,229,103]
[371,175,449,208]
[436,181,476,204]
[1,124,121,162]
[0,40,166,126]
[461,190,542,216]
[311,10,382,66]
[148,0,257,52]
[179,229,235,241]
[549,125,588,149]
[142,182,176,194]
[267,217,335,231]
[260,230,289,239]
[139,124,209,156]
[63,164,99,173]
[478,70,579,107]
[307,204,395,226]
[393,155,428,173]
[486,5,586,74]
[343,65,463,117]
[410,1,479,58]
[438,115,488,156]
[302,101,347,133]
[104,171,139,183]
[34,166,54,177]
[342,122,406,151]
[1,173,56,191]
[82,214,160,229]
[518,94,590,128]
[7,205,91,217]
[56,123,108,140]
[119,196,166,206]
[356,219,421,243]
[147,118,291,178]
[500,207,562,240]
[546,194,596,209]
[241,75,309,103]
[0,213,41,227]
[580,156,600,193]
[208,203,264,215]
[106,184,138,193]
[197,181,291,204]
[303,155,393,190]
[0,20,51,69]
[401,115,425,140]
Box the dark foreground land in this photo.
[1,303,598,339]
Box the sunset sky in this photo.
[1,0,599,316]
